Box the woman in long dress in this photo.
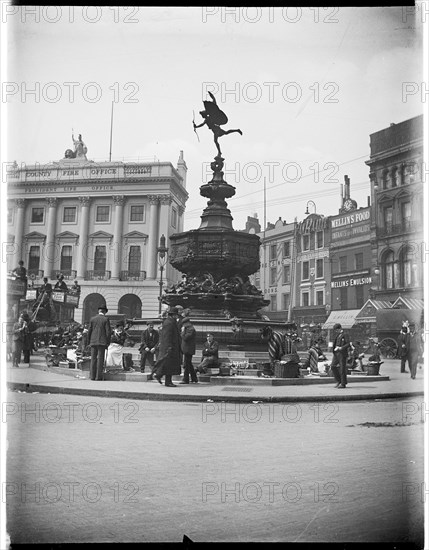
[106,321,128,368]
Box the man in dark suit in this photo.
[87,300,111,381]
[330,323,351,389]
[139,321,159,375]
[179,309,198,384]
[397,325,410,373]
[154,306,181,387]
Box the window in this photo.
[269,266,277,286]
[28,246,40,271]
[355,253,363,270]
[7,207,13,224]
[339,256,347,273]
[355,286,364,308]
[63,207,76,223]
[31,208,44,223]
[383,206,393,230]
[128,246,141,275]
[282,293,290,311]
[383,251,395,289]
[316,258,324,278]
[340,287,348,309]
[400,247,414,288]
[130,205,145,222]
[96,206,110,223]
[401,202,411,229]
[316,290,324,306]
[94,246,106,273]
[283,241,290,258]
[316,231,324,249]
[383,169,391,189]
[60,246,72,272]
[302,234,310,251]
[302,291,309,307]
[270,295,277,311]
[391,167,398,187]
[269,244,277,261]
[302,261,309,280]
[283,265,290,284]
[254,272,260,288]
[171,208,177,228]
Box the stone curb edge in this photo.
[7,382,424,404]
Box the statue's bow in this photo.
[192,110,200,142]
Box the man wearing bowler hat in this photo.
[154,306,181,387]
[87,300,111,381]
[330,323,351,389]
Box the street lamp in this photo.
[305,200,317,215]
[157,234,168,314]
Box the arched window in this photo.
[382,250,394,289]
[60,245,73,273]
[382,169,391,190]
[399,247,415,288]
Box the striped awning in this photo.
[392,296,424,310]
[322,309,361,330]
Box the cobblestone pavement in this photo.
[3,390,425,545]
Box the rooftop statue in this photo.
[72,133,88,159]
[64,132,88,160]
[193,91,242,157]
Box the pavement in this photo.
[4,350,426,403]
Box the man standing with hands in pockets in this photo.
[330,323,351,389]
[87,300,111,381]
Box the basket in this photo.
[365,363,381,376]
[274,361,301,378]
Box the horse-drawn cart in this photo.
[375,308,424,359]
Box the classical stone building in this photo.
[6,143,188,322]
[366,114,424,303]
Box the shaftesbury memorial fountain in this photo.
[161,92,274,353]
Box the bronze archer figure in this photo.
[193,91,242,157]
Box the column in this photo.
[178,205,185,233]
[159,195,172,280]
[77,196,91,278]
[146,195,159,279]
[111,195,125,279]
[43,197,58,278]
[13,199,26,267]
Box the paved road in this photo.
[3,390,425,545]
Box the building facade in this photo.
[6,146,189,322]
[366,115,424,303]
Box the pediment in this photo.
[24,231,46,241]
[123,231,148,241]
[56,231,80,242]
[88,231,114,241]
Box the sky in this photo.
[2,5,426,232]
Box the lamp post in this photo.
[157,234,168,314]
[305,200,317,215]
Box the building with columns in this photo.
[6,148,188,322]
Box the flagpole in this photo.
[263,176,266,295]
[109,101,114,162]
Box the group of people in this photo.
[10,311,37,368]
[85,302,220,385]
[137,307,219,387]
[397,322,423,379]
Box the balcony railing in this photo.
[85,270,111,281]
[120,270,147,281]
[377,219,421,238]
[51,269,77,280]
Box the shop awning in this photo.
[322,309,361,330]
